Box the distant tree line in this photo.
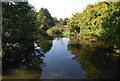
[35,8,68,30]
[36,8,55,30]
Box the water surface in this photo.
[2,36,120,79]
[41,37,86,79]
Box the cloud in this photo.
[65,55,74,59]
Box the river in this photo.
[41,37,86,79]
[2,36,120,79]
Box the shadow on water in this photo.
[2,32,53,79]
[67,37,120,79]
[2,40,44,79]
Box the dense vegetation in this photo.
[2,2,44,77]
[36,8,55,30]
[67,1,120,48]
[2,2,37,42]
[47,18,69,35]
[2,1,55,54]
[2,2,37,64]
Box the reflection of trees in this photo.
[36,39,53,53]
[68,38,120,79]
[35,31,53,53]
[2,40,45,79]
[2,31,53,79]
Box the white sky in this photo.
[28,0,101,19]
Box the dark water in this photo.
[2,36,120,79]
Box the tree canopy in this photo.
[36,8,55,30]
[67,1,120,48]
[2,2,37,42]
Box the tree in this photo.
[2,2,45,78]
[2,1,37,64]
[67,16,80,34]
[37,8,55,30]
[2,2,37,42]
[67,1,120,48]
[53,17,59,25]
[63,18,69,25]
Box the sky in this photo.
[28,0,101,19]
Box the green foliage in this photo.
[67,1,120,48]
[2,2,38,65]
[67,20,80,34]
[33,30,53,53]
[2,2,37,42]
[63,18,69,25]
[2,2,45,77]
[47,26,67,35]
[58,18,69,25]
[36,8,55,30]
[46,17,69,36]
[53,17,59,26]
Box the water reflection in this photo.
[68,37,120,79]
[2,31,53,79]
[2,40,45,79]
[2,35,120,79]
[35,32,53,53]
[41,37,86,79]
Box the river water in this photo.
[41,37,86,79]
[2,36,120,79]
